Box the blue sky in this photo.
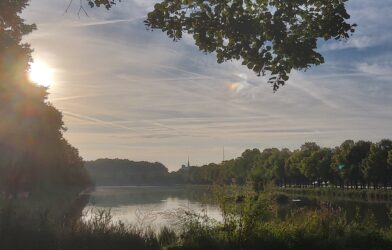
[23,0,392,170]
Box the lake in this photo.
[82,186,392,230]
[82,185,222,230]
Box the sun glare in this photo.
[29,60,54,87]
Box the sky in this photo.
[22,0,392,171]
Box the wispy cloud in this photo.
[357,62,392,76]
[321,36,377,51]
[22,0,392,169]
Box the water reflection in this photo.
[83,186,222,230]
[83,186,392,230]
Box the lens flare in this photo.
[228,82,244,93]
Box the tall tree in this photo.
[332,140,354,187]
[250,148,276,189]
[0,0,91,194]
[297,142,320,185]
[266,148,291,186]
[232,148,261,184]
[349,140,371,188]
[301,148,332,186]
[363,140,392,188]
[388,150,392,166]
[285,149,305,187]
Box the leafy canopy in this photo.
[86,0,356,90]
[144,0,356,91]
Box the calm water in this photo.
[82,186,222,230]
[82,186,392,229]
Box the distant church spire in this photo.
[187,156,190,168]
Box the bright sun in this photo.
[29,60,54,87]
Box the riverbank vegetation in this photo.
[3,186,392,250]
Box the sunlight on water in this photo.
[82,186,222,230]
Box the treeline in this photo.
[85,158,226,186]
[85,159,169,186]
[87,139,392,189]
[179,139,392,189]
[0,0,91,195]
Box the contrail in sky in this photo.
[72,16,146,27]
[62,111,138,131]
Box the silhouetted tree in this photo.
[0,0,91,195]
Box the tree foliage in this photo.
[144,0,356,90]
[84,0,356,90]
[0,0,91,194]
[85,139,392,189]
[85,159,169,186]
[167,139,392,189]
[362,140,392,188]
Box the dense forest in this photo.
[0,0,91,196]
[85,159,169,186]
[87,139,392,189]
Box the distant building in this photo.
[180,156,191,170]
